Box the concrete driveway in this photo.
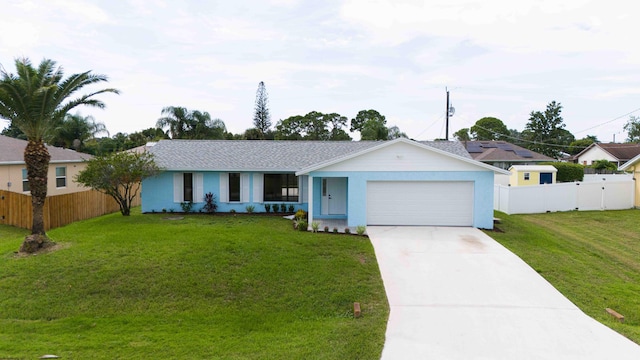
[367,226,640,360]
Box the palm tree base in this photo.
[19,234,55,254]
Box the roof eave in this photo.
[619,154,640,171]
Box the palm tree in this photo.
[157,106,226,139]
[0,57,119,252]
[156,106,191,139]
[56,112,109,151]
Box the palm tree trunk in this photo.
[24,140,50,236]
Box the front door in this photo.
[540,172,552,184]
[321,178,347,215]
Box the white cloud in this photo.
[340,0,636,59]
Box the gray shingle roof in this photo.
[0,134,92,164]
[148,139,471,171]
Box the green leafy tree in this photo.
[0,57,118,252]
[568,136,597,155]
[624,115,640,143]
[275,115,305,140]
[126,127,169,147]
[324,113,351,140]
[252,81,271,138]
[387,125,407,140]
[351,109,386,133]
[303,111,331,140]
[470,117,509,140]
[522,101,575,158]
[360,118,388,140]
[351,109,405,140]
[275,111,351,140]
[76,151,161,216]
[243,128,264,140]
[453,128,471,141]
[590,159,618,172]
[508,128,525,147]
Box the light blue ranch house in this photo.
[141,138,509,229]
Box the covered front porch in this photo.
[306,176,352,228]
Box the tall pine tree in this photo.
[253,81,271,138]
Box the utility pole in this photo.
[445,87,450,140]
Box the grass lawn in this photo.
[486,209,640,344]
[0,209,389,359]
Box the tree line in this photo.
[453,101,640,158]
[2,81,407,155]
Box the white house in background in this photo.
[0,135,92,195]
[573,143,640,167]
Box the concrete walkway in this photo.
[368,226,640,360]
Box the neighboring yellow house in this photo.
[509,165,557,186]
[619,154,640,208]
[0,135,92,196]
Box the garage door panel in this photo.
[366,181,473,226]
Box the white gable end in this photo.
[578,146,617,165]
[318,141,485,172]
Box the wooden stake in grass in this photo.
[354,302,361,318]
[605,308,625,323]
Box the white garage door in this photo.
[366,181,474,226]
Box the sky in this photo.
[1,0,638,143]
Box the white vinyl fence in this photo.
[494,180,635,214]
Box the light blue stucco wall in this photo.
[143,170,495,229]
[141,171,308,214]
[308,170,496,229]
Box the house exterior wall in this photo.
[308,170,495,229]
[509,170,536,186]
[578,147,616,166]
[510,170,555,186]
[0,162,88,195]
[319,141,481,172]
[627,164,640,207]
[141,171,309,213]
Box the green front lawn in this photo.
[486,209,640,344]
[0,210,389,359]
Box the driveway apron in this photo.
[368,226,640,360]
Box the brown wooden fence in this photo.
[0,188,141,231]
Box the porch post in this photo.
[307,175,314,225]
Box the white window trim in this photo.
[55,166,67,188]
[173,173,184,202]
[173,172,203,203]
[22,168,29,192]
[241,173,250,203]
[253,173,263,203]
[194,173,204,203]
[219,173,229,202]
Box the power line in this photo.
[456,106,640,150]
[573,107,640,135]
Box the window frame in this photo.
[183,172,193,202]
[263,173,299,202]
[523,172,530,181]
[22,168,30,192]
[229,173,241,202]
[55,166,67,188]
